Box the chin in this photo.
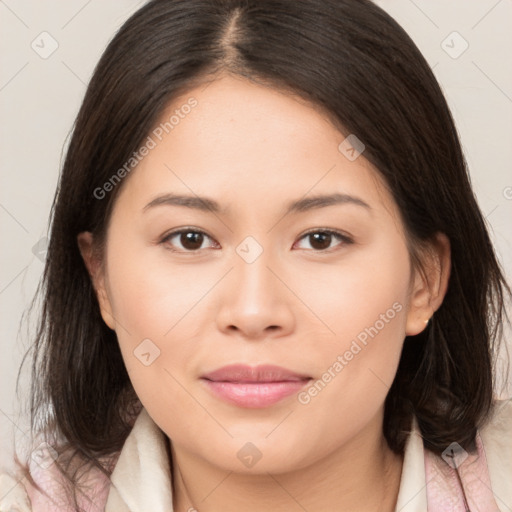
[198,435,321,476]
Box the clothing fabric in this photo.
[1,399,511,511]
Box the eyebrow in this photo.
[143,192,371,215]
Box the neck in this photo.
[170,411,403,512]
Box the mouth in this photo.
[200,364,312,408]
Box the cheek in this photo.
[105,240,214,338]
[291,236,410,416]
[293,299,407,454]
[289,233,411,350]
[103,241,219,408]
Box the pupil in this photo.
[181,232,203,250]
[310,232,331,250]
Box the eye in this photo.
[159,228,352,253]
[160,228,219,252]
[293,229,353,251]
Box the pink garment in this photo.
[424,432,501,511]
[25,458,112,512]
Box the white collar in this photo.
[106,408,174,511]
[393,416,428,511]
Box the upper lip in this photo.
[201,364,311,383]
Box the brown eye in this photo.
[180,231,204,250]
[294,230,353,251]
[308,232,332,250]
[161,229,218,252]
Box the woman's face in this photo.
[81,74,441,474]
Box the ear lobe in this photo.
[77,231,116,330]
[405,233,451,336]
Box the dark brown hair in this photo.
[17,0,511,509]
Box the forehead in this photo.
[111,74,398,224]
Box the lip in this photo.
[200,364,312,408]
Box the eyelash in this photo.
[159,227,354,253]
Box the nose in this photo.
[215,250,296,341]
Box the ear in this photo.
[405,232,451,336]
[77,231,116,330]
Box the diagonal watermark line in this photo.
[163,267,234,336]
[165,164,233,233]
[266,473,310,511]
[92,294,132,336]
[471,0,503,30]
[200,77,216,94]
[472,474,512,511]
[163,368,233,437]
[267,164,336,234]
[367,367,390,390]
[407,0,439,29]
[61,61,87,86]
[472,61,512,103]
[265,409,294,438]
[0,62,29,92]
[199,471,233,503]
[110,314,132,337]
[265,266,336,335]
[0,474,26,504]
[396,479,434,511]
[0,266,28,295]
[0,408,29,440]
[0,0,29,28]
[0,204,29,233]
[485,205,499,219]
[61,0,92,29]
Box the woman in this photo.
[1,0,511,510]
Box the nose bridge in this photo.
[233,236,282,307]
[215,236,295,337]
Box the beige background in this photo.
[1,0,511,470]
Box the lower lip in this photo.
[201,379,311,408]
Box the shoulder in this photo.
[0,451,114,512]
[479,397,512,441]
[478,398,512,507]
[423,398,512,511]
[0,469,32,511]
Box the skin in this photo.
[79,73,451,512]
